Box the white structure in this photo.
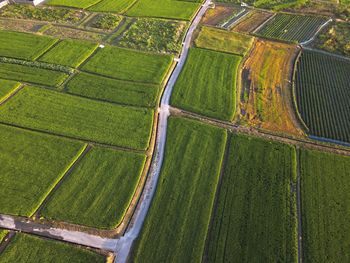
[12,0,46,6]
[0,0,9,9]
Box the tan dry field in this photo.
[232,10,272,33]
[201,4,241,26]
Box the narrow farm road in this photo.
[114,1,212,262]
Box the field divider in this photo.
[34,39,63,62]
[252,12,276,34]
[0,231,15,255]
[296,147,303,263]
[0,84,24,106]
[300,18,332,46]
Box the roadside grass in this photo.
[300,149,350,262]
[46,0,101,9]
[131,117,227,262]
[42,147,146,229]
[0,234,105,262]
[126,0,200,20]
[0,86,154,150]
[0,30,57,61]
[0,124,85,216]
[0,79,21,102]
[82,46,173,84]
[171,48,241,121]
[0,62,69,87]
[88,0,136,13]
[194,26,254,56]
[0,230,8,243]
[66,72,159,108]
[206,134,297,262]
[38,39,98,68]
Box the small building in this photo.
[0,0,9,9]
[10,0,46,6]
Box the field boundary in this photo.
[252,12,276,34]
[0,84,23,106]
[296,147,303,263]
[300,18,332,46]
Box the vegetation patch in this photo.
[46,0,101,9]
[171,48,241,121]
[82,46,173,84]
[232,10,273,33]
[0,86,154,150]
[201,5,243,26]
[131,117,227,262]
[0,124,84,216]
[0,233,105,262]
[0,79,21,103]
[88,0,137,13]
[217,0,306,11]
[66,72,159,107]
[0,230,8,243]
[44,25,105,42]
[89,13,122,30]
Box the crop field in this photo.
[194,26,254,56]
[0,230,8,242]
[88,0,136,13]
[256,13,328,43]
[201,5,243,26]
[0,79,20,102]
[46,0,100,9]
[0,124,84,216]
[81,46,173,84]
[232,10,273,33]
[126,0,200,20]
[38,39,98,68]
[295,50,350,143]
[42,147,146,229]
[0,62,69,87]
[0,86,154,150]
[66,73,159,107]
[206,134,297,262]
[0,234,105,262]
[239,40,302,136]
[131,117,227,262]
[0,30,57,60]
[171,48,241,121]
[300,149,350,262]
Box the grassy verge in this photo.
[0,79,21,103]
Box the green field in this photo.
[0,234,105,263]
[0,31,57,60]
[0,230,8,243]
[66,72,159,107]
[0,124,84,216]
[300,149,350,262]
[0,79,20,102]
[126,0,200,20]
[206,134,297,262]
[46,0,100,9]
[39,39,98,68]
[82,46,173,84]
[88,0,136,13]
[42,147,146,229]
[194,26,254,56]
[0,62,69,87]
[171,48,241,121]
[131,117,227,262]
[0,86,154,150]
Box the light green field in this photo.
[0,234,105,263]
[171,48,241,121]
[0,124,84,216]
[42,147,146,229]
[131,117,227,262]
[0,230,8,243]
[0,79,20,102]
[206,134,297,262]
[82,46,173,84]
[0,31,57,61]
[46,0,100,9]
[195,26,254,56]
[88,0,136,13]
[0,63,68,87]
[0,86,154,150]
[66,72,159,107]
[39,39,98,68]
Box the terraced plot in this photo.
[0,79,20,102]
[206,134,297,262]
[42,147,146,229]
[82,46,173,84]
[39,39,98,68]
[0,124,84,216]
[0,30,57,60]
[171,48,241,121]
[300,149,350,262]
[0,86,154,150]
[131,117,227,262]
[0,234,105,263]
[46,0,100,9]
[88,0,136,13]
[256,13,328,43]
[295,50,350,143]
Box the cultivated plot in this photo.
[0,79,20,102]
[232,10,273,33]
[46,0,100,9]
[131,117,227,262]
[88,0,136,13]
[171,48,241,121]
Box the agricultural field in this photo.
[206,134,297,262]
[216,0,306,11]
[131,117,227,262]
[46,0,100,9]
[81,46,173,84]
[66,72,159,107]
[38,39,98,68]
[294,49,350,143]
[0,79,20,103]
[256,13,328,43]
[42,147,146,229]
[300,149,350,262]
[0,234,106,262]
[88,13,122,30]
[0,124,84,216]
[171,48,241,121]
[200,4,243,27]
[231,10,273,33]
[194,26,254,56]
[88,0,136,13]
[43,25,106,42]
[0,86,154,150]
[0,30,57,60]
